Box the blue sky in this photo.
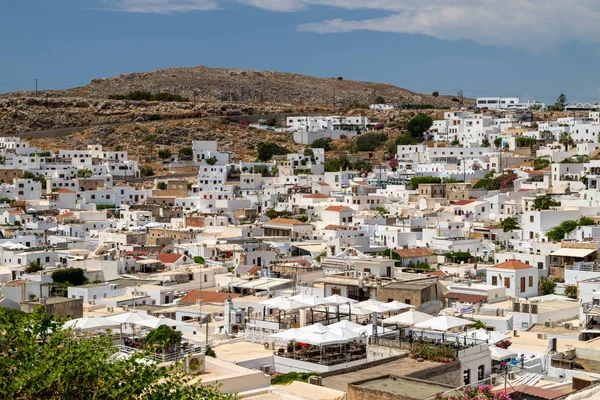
[2,0,600,103]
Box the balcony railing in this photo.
[565,262,600,272]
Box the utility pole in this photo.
[35,79,38,96]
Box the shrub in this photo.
[158,149,171,160]
[355,132,388,152]
[374,96,386,104]
[24,261,44,274]
[409,176,441,188]
[156,182,167,190]
[406,114,433,141]
[193,256,205,264]
[432,91,439,97]
[256,142,288,162]
[540,277,557,295]
[51,268,87,286]
[374,122,385,130]
[178,147,194,161]
[140,166,154,177]
[147,114,161,121]
[311,138,331,151]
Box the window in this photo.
[530,216,534,222]
[492,276,497,286]
[538,262,544,269]
[520,277,526,293]
[478,365,485,381]
[331,287,342,296]
[529,276,533,287]
[405,299,411,305]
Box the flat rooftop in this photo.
[354,376,452,399]
[213,341,274,363]
[322,357,440,392]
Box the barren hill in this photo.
[4,65,461,108]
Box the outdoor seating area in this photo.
[276,340,367,366]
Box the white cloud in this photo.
[245,0,600,50]
[237,0,307,12]
[105,0,219,13]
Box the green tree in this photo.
[394,134,417,146]
[546,219,579,241]
[158,149,171,160]
[77,169,93,178]
[51,268,87,286]
[500,217,520,232]
[482,138,490,147]
[355,132,388,152]
[473,320,486,330]
[559,132,575,151]
[140,166,154,177]
[311,138,331,151]
[409,176,442,188]
[143,325,182,354]
[533,195,560,210]
[0,307,230,399]
[540,277,557,295]
[178,147,194,161]
[406,114,433,141]
[374,96,386,104]
[493,137,502,148]
[324,157,352,172]
[564,285,577,299]
[256,142,288,162]
[156,182,167,190]
[431,91,439,97]
[205,157,218,165]
[193,256,205,264]
[24,260,44,273]
[533,158,550,171]
[265,209,278,219]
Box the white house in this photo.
[486,260,538,298]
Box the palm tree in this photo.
[559,132,575,151]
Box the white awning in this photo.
[551,248,596,258]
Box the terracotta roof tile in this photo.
[179,290,241,305]
[491,260,532,270]
[267,218,308,226]
[57,188,75,194]
[157,253,185,264]
[324,205,352,212]
[394,248,434,258]
[303,193,331,199]
[451,199,476,206]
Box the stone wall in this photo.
[404,360,462,387]
[348,375,456,400]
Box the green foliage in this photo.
[158,149,172,160]
[0,307,231,399]
[533,158,550,171]
[311,138,331,151]
[559,132,575,151]
[564,285,577,299]
[144,325,182,353]
[406,114,433,140]
[473,178,492,190]
[448,252,473,263]
[51,268,87,286]
[547,93,568,111]
[205,157,218,165]
[375,206,388,215]
[140,166,154,177]
[265,209,278,219]
[293,168,312,175]
[472,172,517,191]
[108,90,190,102]
[493,137,502,148]
[324,157,352,172]
[409,176,441,188]
[482,138,490,148]
[256,142,288,162]
[515,137,537,147]
[205,345,217,358]
[540,277,557,295]
[442,178,463,184]
[450,139,460,146]
[147,114,161,121]
[178,147,194,161]
[533,195,560,210]
[561,154,589,164]
[432,91,439,97]
[394,134,417,146]
[193,256,205,264]
[473,320,486,330]
[22,171,46,189]
[500,217,520,232]
[24,260,44,273]
[157,182,167,190]
[374,96,386,104]
[545,218,591,241]
[77,169,93,178]
[271,372,319,385]
[353,160,372,173]
[355,132,388,152]
[295,215,309,222]
[35,151,52,157]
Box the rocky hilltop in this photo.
[3,65,461,108]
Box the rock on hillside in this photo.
[5,65,462,108]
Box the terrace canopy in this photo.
[261,297,310,311]
[382,309,434,327]
[490,346,518,361]
[63,316,120,331]
[413,315,474,332]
